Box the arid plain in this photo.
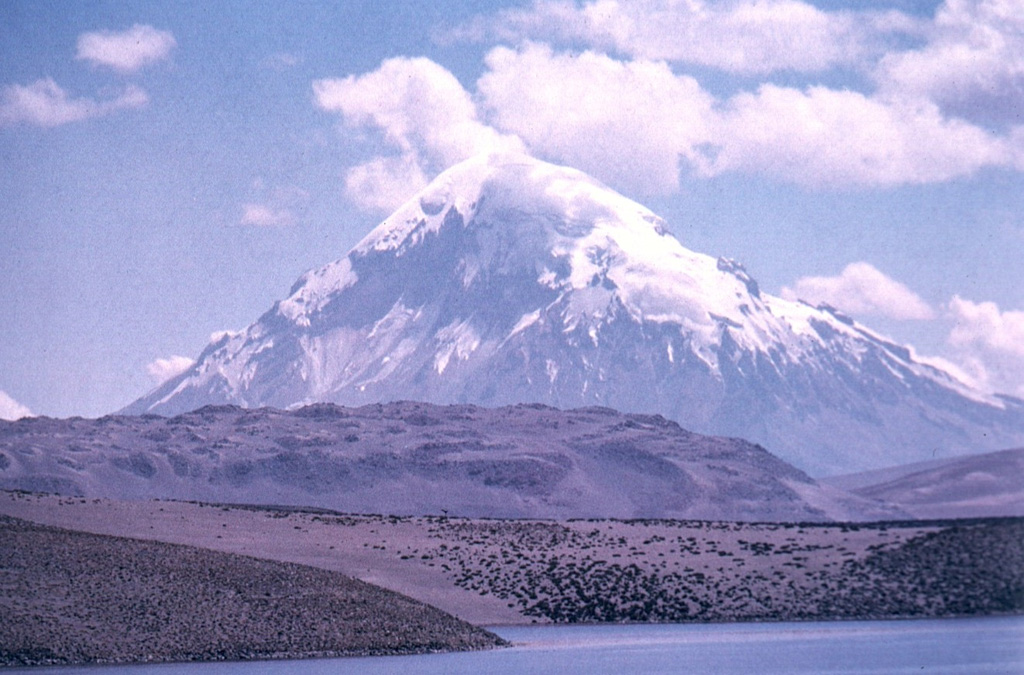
[3,491,1020,631]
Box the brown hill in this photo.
[0,402,902,522]
[825,447,1024,519]
[0,514,504,667]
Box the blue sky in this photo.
[2,0,1023,419]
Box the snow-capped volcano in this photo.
[125,153,1024,475]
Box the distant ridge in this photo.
[0,402,902,522]
[825,447,1024,519]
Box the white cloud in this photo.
[343,154,430,213]
[703,84,1009,186]
[313,56,523,211]
[450,0,919,75]
[76,24,176,73]
[239,184,308,227]
[326,4,1024,203]
[913,352,990,394]
[476,45,1008,191]
[876,0,1024,126]
[146,355,195,385]
[0,390,34,421]
[240,204,295,227]
[0,78,147,127]
[479,43,714,194]
[209,329,240,344]
[781,262,936,321]
[945,296,1024,397]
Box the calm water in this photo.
[15,616,1024,674]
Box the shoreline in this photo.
[0,513,506,669]
[9,618,1024,671]
[3,491,1022,668]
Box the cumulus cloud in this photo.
[876,0,1024,126]
[479,43,713,194]
[448,0,918,75]
[146,355,195,385]
[945,296,1024,397]
[342,154,430,213]
[781,262,936,321]
[0,390,34,421]
[477,45,1008,190]
[0,78,147,127]
[314,57,523,211]
[318,47,1016,197]
[703,84,1008,186]
[76,24,176,73]
[324,1,1024,204]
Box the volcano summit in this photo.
[125,153,1024,475]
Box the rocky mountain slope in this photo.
[123,153,1024,475]
[0,402,900,522]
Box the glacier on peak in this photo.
[124,152,1024,475]
[341,152,768,345]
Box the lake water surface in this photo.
[16,616,1024,674]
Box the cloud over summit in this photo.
[420,0,1024,195]
[782,262,936,322]
[314,57,523,211]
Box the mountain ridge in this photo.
[824,447,1024,519]
[124,152,1024,475]
[0,401,903,523]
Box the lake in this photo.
[14,616,1024,674]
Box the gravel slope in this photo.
[0,514,505,668]
[3,492,1021,634]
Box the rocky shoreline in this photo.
[0,514,506,668]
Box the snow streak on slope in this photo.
[126,153,1024,475]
